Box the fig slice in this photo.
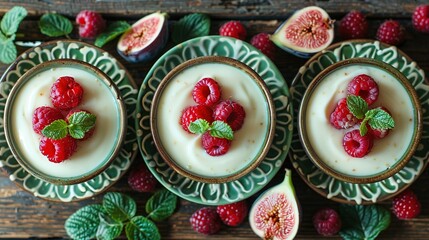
[249,168,300,240]
[271,6,334,58]
[117,12,168,62]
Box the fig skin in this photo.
[117,12,169,63]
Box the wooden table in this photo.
[0,1,428,239]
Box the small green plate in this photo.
[136,36,293,205]
[290,40,429,204]
[0,40,138,202]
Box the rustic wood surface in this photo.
[1,1,429,239]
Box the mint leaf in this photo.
[359,118,369,136]
[65,204,105,239]
[347,95,368,119]
[0,33,17,64]
[1,6,27,36]
[42,119,68,140]
[39,13,72,37]
[95,21,131,47]
[172,13,210,44]
[125,216,161,240]
[96,212,123,240]
[188,119,210,134]
[210,120,233,140]
[339,204,391,240]
[367,108,395,130]
[102,192,137,222]
[68,111,96,139]
[146,189,177,222]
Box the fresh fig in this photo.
[249,169,300,240]
[270,6,334,58]
[117,12,168,62]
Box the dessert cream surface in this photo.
[305,64,415,177]
[156,63,270,177]
[11,66,120,178]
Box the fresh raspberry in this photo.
[66,109,95,140]
[250,33,276,60]
[39,135,77,163]
[50,76,84,111]
[32,106,64,134]
[392,189,421,220]
[347,74,379,105]
[412,5,429,33]
[329,98,359,129]
[192,78,221,106]
[190,207,222,235]
[127,163,158,192]
[313,208,342,236]
[201,132,231,156]
[339,10,368,39]
[180,105,214,133]
[76,10,106,38]
[219,21,247,40]
[376,20,405,46]
[216,200,248,227]
[367,107,391,139]
[343,129,373,158]
[213,100,246,131]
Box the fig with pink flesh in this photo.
[249,169,300,240]
[270,6,334,58]
[117,12,168,63]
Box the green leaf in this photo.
[359,118,369,136]
[188,119,210,134]
[102,192,137,222]
[210,120,233,140]
[347,95,368,119]
[68,111,96,139]
[146,189,177,222]
[95,21,131,47]
[171,13,210,44]
[1,6,27,36]
[125,216,161,240]
[39,13,72,37]
[339,204,391,240]
[0,33,17,64]
[65,204,105,240]
[367,108,395,130]
[41,119,68,140]
[96,212,123,240]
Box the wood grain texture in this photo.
[0,1,429,239]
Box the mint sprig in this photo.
[171,13,210,44]
[95,21,131,47]
[42,111,96,140]
[39,13,72,38]
[188,119,233,140]
[0,6,27,64]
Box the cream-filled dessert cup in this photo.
[298,58,422,184]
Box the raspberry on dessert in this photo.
[376,20,405,46]
[190,207,222,235]
[39,135,77,163]
[339,10,368,39]
[180,105,214,133]
[192,77,221,106]
[250,33,276,60]
[412,5,429,33]
[313,208,342,236]
[127,163,158,192]
[347,74,379,105]
[32,106,64,134]
[213,100,246,131]
[343,129,373,158]
[66,109,95,140]
[76,10,106,38]
[367,107,391,139]
[392,189,421,220]
[50,76,84,111]
[329,98,359,129]
[219,21,247,40]
[216,200,248,227]
[201,132,231,156]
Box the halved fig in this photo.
[249,169,300,240]
[117,12,168,62]
[271,6,334,58]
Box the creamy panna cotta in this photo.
[155,60,272,179]
[8,65,122,179]
[303,63,416,178]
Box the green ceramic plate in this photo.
[290,40,429,204]
[0,40,138,202]
[136,36,293,205]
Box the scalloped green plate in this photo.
[290,40,429,204]
[136,36,293,205]
[0,40,138,202]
